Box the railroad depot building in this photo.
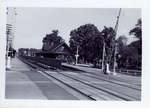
[18,32,75,64]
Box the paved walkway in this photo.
[5,57,78,100]
[62,63,141,85]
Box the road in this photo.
[5,57,141,100]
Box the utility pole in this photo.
[6,8,17,69]
[113,8,121,75]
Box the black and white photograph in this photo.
[5,7,142,101]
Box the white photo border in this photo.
[0,0,150,108]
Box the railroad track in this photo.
[58,72,141,100]
[42,71,127,100]
[19,57,141,101]
[62,65,141,87]
[74,71,141,90]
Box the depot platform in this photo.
[5,57,78,100]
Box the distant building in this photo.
[18,32,75,63]
[40,33,75,63]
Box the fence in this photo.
[113,69,141,76]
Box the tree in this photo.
[129,18,142,40]
[116,19,142,69]
[42,30,64,51]
[69,24,103,63]
[69,24,117,74]
[52,30,59,36]
[128,18,142,69]
[116,35,128,68]
[101,26,116,72]
[126,41,141,69]
[129,18,142,55]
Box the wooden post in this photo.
[113,8,122,76]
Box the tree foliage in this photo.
[129,18,142,69]
[42,30,64,51]
[129,18,142,55]
[116,35,128,68]
[116,41,141,69]
[69,19,142,70]
[69,24,116,69]
[129,18,142,40]
[116,19,142,69]
[69,24,103,63]
[101,26,116,68]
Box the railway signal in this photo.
[75,46,79,65]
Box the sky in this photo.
[7,8,141,50]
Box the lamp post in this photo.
[102,40,105,72]
[75,46,79,65]
[113,8,122,75]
